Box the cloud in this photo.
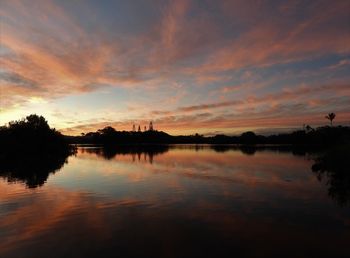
[327,59,350,70]
[1,0,349,133]
[189,0,350,74]
[178,100,241,112]
[0,0,156,109]
[58,82,350,135]
[160,83,350,114]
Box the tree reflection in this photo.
[210,145,257,155]
[0,151,75,188]
[83,145,170,164]
[311,145,350,206]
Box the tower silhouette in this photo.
[149,121,153,131]
[132,124,136,132]
[138,125,141,132]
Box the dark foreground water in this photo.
[0,145,349,258]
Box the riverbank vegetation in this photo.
[66,124,350,146]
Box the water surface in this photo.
[1,145,349,258]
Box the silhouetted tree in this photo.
[0,114,75,187]
[325,112,336,126]
[305,124,314,133]
[98,126,116,135]
[0,114,72,155]
[240,131,257,144]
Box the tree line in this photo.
[1,114,349,148]
[68,124,350,146]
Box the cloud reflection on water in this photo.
[0,146,349,258]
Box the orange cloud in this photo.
[153,0,350,96]
[57,80,350,135]
[1,0,349,133]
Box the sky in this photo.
[0,0,349,136]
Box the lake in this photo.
[0,145,349,258]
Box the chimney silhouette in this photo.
[149,121,153,131]
[138,125,141,132]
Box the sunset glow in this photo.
[1,0,349,135]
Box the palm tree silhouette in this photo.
[325,113,336,126]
